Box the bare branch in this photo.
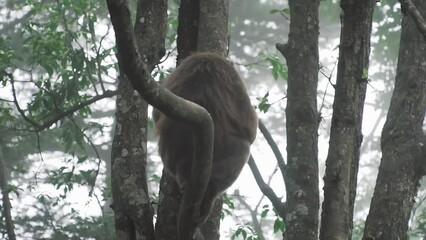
[258,120,286,181]
[248,155,287,219]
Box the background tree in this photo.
[320,1,375,239]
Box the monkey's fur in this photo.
[153,52,257,226]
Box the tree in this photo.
[321,1,375,239]
[275,0,320,239]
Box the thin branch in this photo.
[0,98,14,103]
[92,18,111,93]
[253,164,278,211]
[319,61,337,89]
[158,48,176,64]
[400,0,426,40]
[258,120,286,182]
[248,155,287,219]
[68,116,102,196]
[9,70,117,131]
[35,131,45,162]
[233,192,265,240]
[9,71,41,128]
[36,89,117,131]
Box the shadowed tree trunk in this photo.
[276,0,320,239]
[320,1,375,239]
[363,0,426,239]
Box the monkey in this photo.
[153,52,257,226]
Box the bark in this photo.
[109,0,167,239]
[197,0,229,55]
[0,148,16,240]
[276,0,320,239]
[320,1,375,240]
[363,1,426,239]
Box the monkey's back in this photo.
[154,52,257,190]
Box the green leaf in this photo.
[273,218,286,233]
[270,9,280,14]
[283,8,290,15]
[363,68,369,78]
[261,209,269,218]
[77,156,88,164]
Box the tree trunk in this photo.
[276,0,320,239]
[363,1,426,239]
[0,147,16,240]
[320,1,374,239]
[111,0,167,239]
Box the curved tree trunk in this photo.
[363,1,426,239]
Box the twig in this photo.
[67,117,102,196]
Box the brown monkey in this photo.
[153,52,257,225]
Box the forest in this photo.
[0,0,425,239]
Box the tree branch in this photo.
[8,70,117,131]
[248,155,287,219]
[258,120,286,181]
[106,0,214,238]
[9,71,40,128]
[400,0,426,40]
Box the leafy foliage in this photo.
[0,0,116,239]
[258,52,287,81]
[231,225,260,240]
